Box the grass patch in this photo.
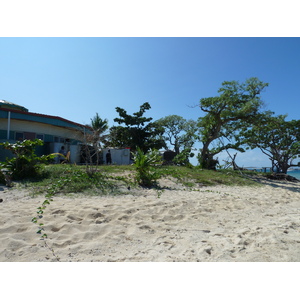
[16,163,261,196]
[158,166,261,187]
[20,164,131,196]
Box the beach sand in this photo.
[1,177,300,262]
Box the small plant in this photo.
[133,148,162,187]
[173,148,194,167]
[0,139,55,180]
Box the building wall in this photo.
[0,118,84,142]
[102,148,131,165]
[0,117,85,163]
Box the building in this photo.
[102,148,132,165]
[0,100,89,163]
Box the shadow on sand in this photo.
[247,174,300,193]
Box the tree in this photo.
[108,102,165,152]
[242,112,300,174]
[81,113,109,170]
[156,115,197,155]
[196,77,269,169]
[90,113,109,148]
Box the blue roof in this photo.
[0,100,28,112]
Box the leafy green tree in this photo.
[156,115,197,155]
[196,77,269,169]
[0,139,54,181]
[241,112,300,174]
[108,102,165,152]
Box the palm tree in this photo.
[82,113,109,168]
[90,113,109,147]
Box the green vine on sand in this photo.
[31,177,71,261]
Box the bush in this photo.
[0,139,54,181]
[133,148,162,187]
[173,149,194,167]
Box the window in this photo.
[36,134,44,141]
[54,136,65,143]
[15,132,44,141]
[15,132,24,141]
[24,132,36,140]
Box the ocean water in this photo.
[287,169,300,180]
[245,168,300,180]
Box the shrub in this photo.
[0,139,54,181]
[173,149,194,167]
[133,148,162,187]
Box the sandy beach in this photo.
[1,177,300,262]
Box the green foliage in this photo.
[89,112,109,149]
[114,102,153,127]
[27,164,119,195]
[90,113,109,134]
[0,139,54,181]
[197,77,269,169]
[133,148,162,187]
[108,102,165,152]
[241,112,300,174]
[160,166,260,187]
[81,113,109,172]
[173,148,194,167]
[155,115,197,156]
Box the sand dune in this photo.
[1,178,300,262]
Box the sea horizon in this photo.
[287,169,300,179]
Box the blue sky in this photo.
[1,37,300,166]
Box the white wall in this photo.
[102,148,131,165]
[50,142,81,164]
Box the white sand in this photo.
[1,178,300,262]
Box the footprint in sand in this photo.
[51,226,61,232]
[86,212,110,224]
[139,225,155,234]
[51,209,66,215]
[67,215,83,222]
[118,215,130,221]
[90,212,105,219]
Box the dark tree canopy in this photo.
[114,102,152,128]
[197,77,269,169]
[108,102,165,152]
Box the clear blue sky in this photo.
[1,37,300,166]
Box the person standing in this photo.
[106,149,112,164]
